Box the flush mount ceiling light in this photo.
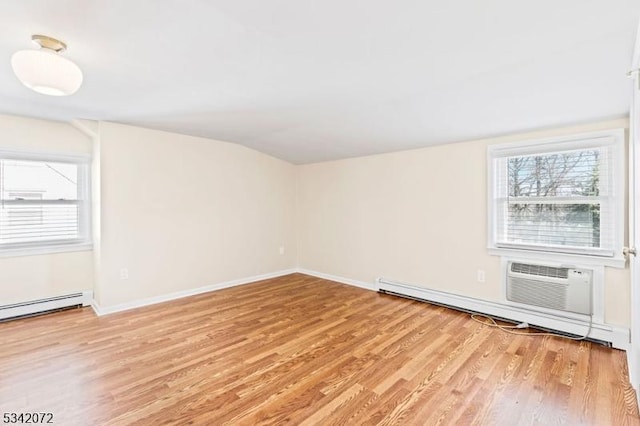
[11,34,83,96]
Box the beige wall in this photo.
[95,122,297,308]
[0,114,92,155]
[1,252,94,305]
[296,118,630,326]
[0,114,94,305]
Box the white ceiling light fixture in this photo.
[11,35,83,96]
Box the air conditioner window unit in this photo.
[506,261,593,315]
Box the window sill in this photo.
[488,247,626,268]
[0,242,93,258]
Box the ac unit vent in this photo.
[506,261,592,315]
[508,276,567,311]
[510,262,569,279]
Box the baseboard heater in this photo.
[376,277,625,349]
[0,293,89,322]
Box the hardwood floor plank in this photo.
[0,273,637,425]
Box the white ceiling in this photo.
[1,1,639,164]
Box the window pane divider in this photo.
[1,199,79,205]
[505,197,605,205]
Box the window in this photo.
[0,150,91,255]
[488,130,624,265]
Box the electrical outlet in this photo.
[477,270,486,283]
[120,268,129,280]
[279,246,285,255]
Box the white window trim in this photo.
[0,148,93,257]
[487,129,626,269]
[0,242,93,258]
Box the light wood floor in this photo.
[1,273,638,425]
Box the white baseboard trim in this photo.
[296,268,377,291]
[91,269,297,316]
[0,290,93,321]
[377,277,630,350]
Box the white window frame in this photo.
[0,148,92,257]
[487,129,625,268]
